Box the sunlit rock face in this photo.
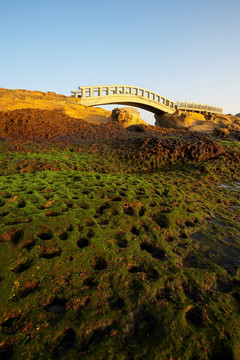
[155,110,240,133]
[112,107,147,127]
[0,87,112,124]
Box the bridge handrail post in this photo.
[81,87,86,98]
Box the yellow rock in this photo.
[0,88,111,123]
[112,107,147,127]
[155,109,240,133]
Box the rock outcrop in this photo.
[0,88,111,124]
[155,110,240,133]
[112,107,147,127]
[0,108,124,141]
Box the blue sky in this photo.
[1,0,239,124]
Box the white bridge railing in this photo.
[72,85,175,110]
[177,101,222,114]
[71,85,223,114]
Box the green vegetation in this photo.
[0,140,240,360]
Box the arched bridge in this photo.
[71,85,222,115]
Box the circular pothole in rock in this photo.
[17,200,26,208]
[149,201,156,207]
[18,281,40,298]
[140,241,166,260]
[0,210,9,217]
[22,237,36,250]
[131,226,140,236]
[1,314,23,334]
[85,229,95,238]
[77,237,89,248]
[10,260,30,274]
[38,246,62,259]
[44,297,67,313]
[119,191,126,197]
[91,255,108,270]
[123,205,135,216]
[66,224,74,231]
[0,199,6,207]
[58,231,69,241]
[37,227,53,240]
[45,210,60,217]
[1,228,24,244]
[139,206,146,217]
[185,220,194,227]
[127,264,142,273]
[185,306,208,327]
[83,276,98,288]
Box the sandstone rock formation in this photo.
[0,88,111,124]
[155,110,240,133]
[112,107,147,127]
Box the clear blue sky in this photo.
[1,0,239,124]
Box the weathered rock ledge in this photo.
[155,110,240,133]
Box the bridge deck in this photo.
[177,101,222,114]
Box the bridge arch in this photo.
[72,85,176,114]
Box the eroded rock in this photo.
[112,107,147,127]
